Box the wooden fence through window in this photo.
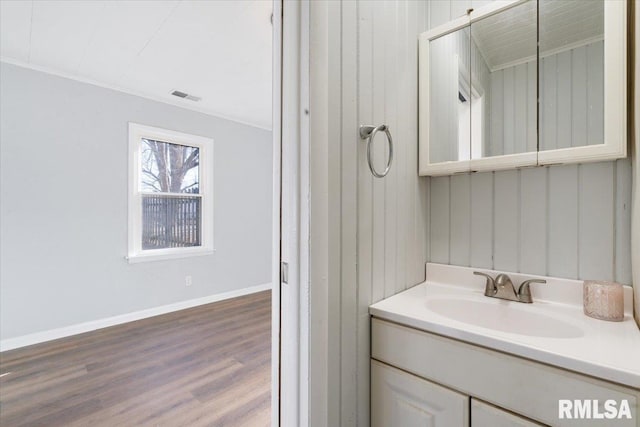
[142,194,201,249]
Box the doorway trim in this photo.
[272,1,311,426]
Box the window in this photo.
[128,123,213,262]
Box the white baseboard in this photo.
[0,282,272,352]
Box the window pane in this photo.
[141,195,201,249]
[140,139,200,194]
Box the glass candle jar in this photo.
[583,280,624,322]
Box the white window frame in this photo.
[127,122,214,263]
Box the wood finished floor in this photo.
[0,290,271,427]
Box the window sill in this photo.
[126,248,215,264]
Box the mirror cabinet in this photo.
[419,0,627,176]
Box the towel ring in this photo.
[359,124,393,178]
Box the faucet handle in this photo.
[474,271,496,296]
[517,279,546,303]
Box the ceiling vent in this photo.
[171,90,201,102]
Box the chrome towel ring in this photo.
[359,124,393,178]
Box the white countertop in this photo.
[369,263,640,389]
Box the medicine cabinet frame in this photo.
[418,0,627,176]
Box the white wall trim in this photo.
[0,57,273,132]
[271,0,283,425]
[0,282,272,352]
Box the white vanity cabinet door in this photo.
[371,360,469,427]
[471,399,544,427]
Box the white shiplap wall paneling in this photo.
[450,174,471,266]
[431,160,631,285]
[357,0,374,318]
[571,46,588,147]
[526,61,536,152]
[430,176,451,264]
[502,67,515,155]
[489,71,503,156]
[556,50,572,150]
[493,170,520,271]
[339,0,358,424]
[519,167,547,276]
[587,41,604,146]
[371,0,386,305]
[548,164,580,278]
[578,162,615,281]
[470,171,494,268]
[383,0,398,300]
[513,63,528,154]
[352,1,430,424]
[356,4,374,426]
[540,42,604,151]
[615,160,633,285]
[430,0,452,29]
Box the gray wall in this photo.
[0,62,272,341]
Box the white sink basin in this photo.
[369,263,640,388]
[425,297,584,338]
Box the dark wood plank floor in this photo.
[0,290,271,427]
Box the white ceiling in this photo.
[472,0,603,71]
[0,0,273,130]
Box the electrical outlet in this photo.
[185,275,192,287]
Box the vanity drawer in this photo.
[371,318,640,426]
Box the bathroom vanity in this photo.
[369,264,640,426]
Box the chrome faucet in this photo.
[473,272,546,303]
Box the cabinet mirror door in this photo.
[468,0,537,171]
[538,0,626,164]
[539,0,603,151]
[428,27,471,174]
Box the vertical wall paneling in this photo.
[383,0,398,299]
[615,159,632,284]
[395,0,408,295]
[587,41,604,146]
[502,67,515,155]
[430,0,451,29]
[541,55,557,151]
[489,71,504,156]
[519,167,547,275]
[430,176,451,264]
[571,46,588,147]
[450,174,471,266]
[355,2,374,427]
[578,162,615,281]
[526,61,536,152]
[352,1,431,425]
[547,164,579,278]
[412,2,430,287]
[451,0,470,20]
[537,42,604,150]
[338,1,358,426]
[470,172,494,268]
[493,170,519,271]
[556,50,572,149]
[514,63,528,154]
[371,1,385,305]
[357,0,374,317]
